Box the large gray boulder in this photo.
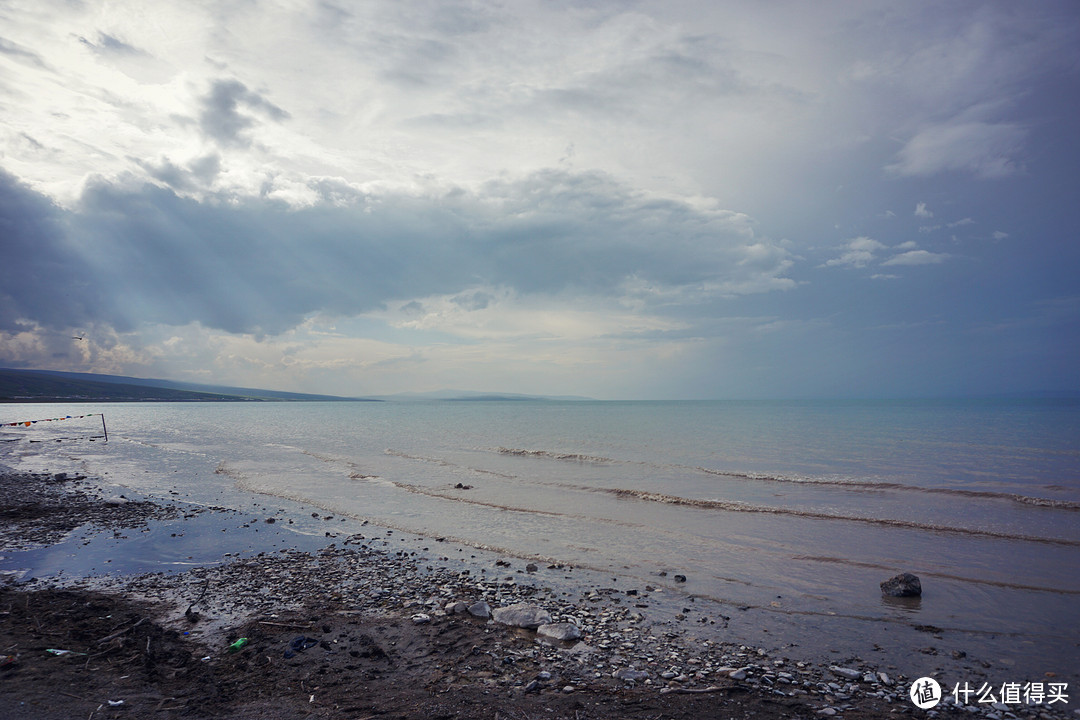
[467,601,492,619]
[537,622,582,641]
[880,572,922,597]
[491,603,552,629]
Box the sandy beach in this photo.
[0,466,1073,720]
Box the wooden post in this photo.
[100,413,108,442]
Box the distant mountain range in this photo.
[0,369,593,403]
[0,368,370,402]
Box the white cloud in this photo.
[378,286,685,342]
[887,120,1026,179]
[992,230,1009,240]
[915,202,933,218]
[882,249,950,266]
[823,236,886,268]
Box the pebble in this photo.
[830,666,862,680]
[613,668,650,682]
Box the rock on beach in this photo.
[467,600,492,619]
[880,572,922,597]
[537,622,582,641]
[491,602,552,629]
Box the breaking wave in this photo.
[694,467,1080,510]
[389,480,648,531]
[386,449,516,478]
[496,447,616,464]
[593,487,1080,547]
[495,447,1080,510]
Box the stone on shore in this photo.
[537,622,582,641]
[491,602,552,629]
[613,667,650,682]
[467,601,492,619]
[880,572,922,597]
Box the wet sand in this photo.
[0,467,1072,719]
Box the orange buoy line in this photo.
[1,413,108,442]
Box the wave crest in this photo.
[497,447,615,463]
[597,487,1080,547]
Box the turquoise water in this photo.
[3,399,1078,677]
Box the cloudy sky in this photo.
[2,0,1078,399]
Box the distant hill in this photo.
[0,369,375,403]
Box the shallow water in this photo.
[2,399,1078,682]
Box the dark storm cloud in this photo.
[198,80,290,147]
[0,167,790,336]
[0,170,102,331]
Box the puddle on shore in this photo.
[0,507,336,581]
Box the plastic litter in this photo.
[226,638,249,653]
[107,700,124,707]
[291,636,319,651]
[45,648,87,656]
[284,635,319,658]
[0,655,16,667]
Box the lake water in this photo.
[3,399,1078,682]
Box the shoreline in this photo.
[1,466,1074,719]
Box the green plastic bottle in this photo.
[226,638,249,653]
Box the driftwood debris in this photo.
[661,684,740,694]
[95,617,147,645]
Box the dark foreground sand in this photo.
[0,469,1069,719]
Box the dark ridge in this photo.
[0,368,378,403]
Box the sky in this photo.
[1,0,1079,400]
